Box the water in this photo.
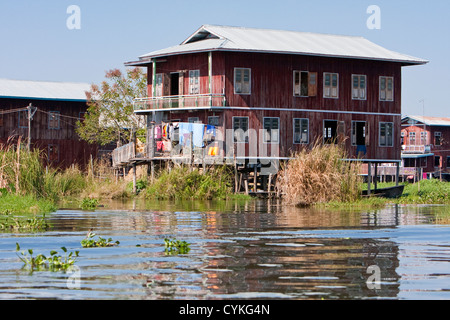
[1,200,450,300]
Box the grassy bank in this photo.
[0,194,56,215]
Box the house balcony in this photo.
[402,144,431,154]
[133,94,227,112]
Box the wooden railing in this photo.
[112,142,135,167]
[133,94,227,111]
[402,145,431,154]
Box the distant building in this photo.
[401,115,450,181]
[0,78,98,169]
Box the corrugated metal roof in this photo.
[0,78,91,101]
[402,115,450,127]
[131,25,428,65]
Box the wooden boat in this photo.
[362,185,405,199]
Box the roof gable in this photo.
[402,115,450,127]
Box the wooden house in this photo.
[401,115,450,181]
[120,25,428,190]
[0,78,98,169]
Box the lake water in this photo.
[0,199,450,300]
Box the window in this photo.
[293,71,317,97]
[379,122,394,147]
[263,117,279,143]
[401,131,405,145]
[18,110,28,128]
[208,116,220,127]
[380,76,394,101]
[435,156,441,168]
[352,75,367,100]
[188,117,200,123]
[409,132,416,145]
[420,131,427,145]
[189,70,200,95]
[447,156,450,168]
[48,111,60,129]
[435,132,442,146]
[293,118,309,144]
[323,73,339,98]
[234,68,251,94]
[233,117,249,143]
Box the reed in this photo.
[276,139,363,207]
[145,165,233,200]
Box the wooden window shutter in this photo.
[178,73,184,96]
[294,71,301,96]
[365,121,370,146]
[163,73,170,96]
[337,121,345,144]
[308,72,317,97]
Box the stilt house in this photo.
[119,25,428,190]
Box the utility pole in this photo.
[27,103,32,151]
[26,103,37,151]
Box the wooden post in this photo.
[396,162,400,186]
[190,132,194,171]
[27,103,32,151]
[253,165,257,193]
[244,176,249,195]
[151,161,155,183]
[268,174,273,195]
[132,163,137,194]
[374,162,378,190]
[367,162,372,196]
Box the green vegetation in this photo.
[371,180,450,205]
[0,210,48,232]
[81,231,120,248]
[16,243,79,272]
[164,238,191,255]
[79,197,100,211]
[145,166,234,200]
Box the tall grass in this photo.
[145,165,233,200]
[0,140,90,203]
[0,139,45,197]
[276,140,363,207]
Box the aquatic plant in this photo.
[79,197,100,210]
[15,243,79,272]
[81,231,120,248]
[0,210,48,232]
[164,238,191,255]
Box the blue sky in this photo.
[0,0,448,117]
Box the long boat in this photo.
[362,185,405,199]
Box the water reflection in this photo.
[0,199,449,300]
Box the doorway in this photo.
[170,73,180,96]
[324,120,338,144]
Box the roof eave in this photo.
[133,47,429,66]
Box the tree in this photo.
[76,68,147,147]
